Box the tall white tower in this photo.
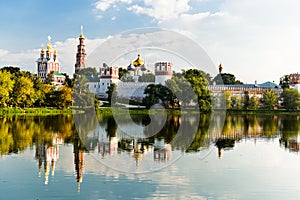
[99,63,119,98]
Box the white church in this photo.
[86,54,173,101]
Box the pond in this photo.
[0,112,300,199]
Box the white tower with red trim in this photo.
[99,63,119,98]
[154,62,173,85]
[289,73,300,92]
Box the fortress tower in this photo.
[99,63,119,98]
[154,62,173,85]
[289,73,300,92]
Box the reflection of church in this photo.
[35,135,63,185]
[97,130,173,165]
[154,138,172,162]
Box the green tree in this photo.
[0,66,21,76]
[249,94,259,109]
[33,75,52,107]
[57,85,73,109]
[0,70,14,107]
[13,76,35,107]
[62,73,74,88]
[106,83,117,105]
[224,90,232,109]
[77,67,98,76]
[261,89,277,110]
[243,91,250,109]
[73,75,94,108]
[165,76,194,106]
[138,73,155,82]
[279,75,290,89]
[212,73,243,85]
[118,68,129,80]
[182,69,212,82]
[189,77,212,112]
[143,84,176,108]
[281,88,300,110]
[230,95,242,109]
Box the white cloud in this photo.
[0,49,9,57]
[149,0,300,83]
[94,0,116,11]
[94,0,133,12]
[128,0,190,21]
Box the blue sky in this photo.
[1,0,300,83]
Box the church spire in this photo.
[46,35,52,59]
[218,63,223,74]
[79,25,85,39]
[40,43,45,58]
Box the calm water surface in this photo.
[0,113,300,199]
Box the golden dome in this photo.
[40,43,45,54]
[79,34,85,39]
[46,43,51,52]
[46,36,51,52]
[133,54,144,67]
[53,48,57,55]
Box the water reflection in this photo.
[35,135,62,184]
[0,113,300,185]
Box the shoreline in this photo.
[1,107,300,116]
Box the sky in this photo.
[0,0,300,83]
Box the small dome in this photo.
[133,54,144,67]
[127,63,135,70]
[141,64,147,71]
[79,34,85,39]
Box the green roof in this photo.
[85,75,99,82]
[53,72,65,77]
[259,81,281,88]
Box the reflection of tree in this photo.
[10,116,35,153]
[187,114,210,152]
[0,117,13,155]
[215,139,235,158]
[0,115,77,156]
[280,115,300,141]
[73,112,99,145]
[262,115,278,137]
[106,116,117,138]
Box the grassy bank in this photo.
[225,109,300,115]
[1,106,299,116]
[0,108,80,115]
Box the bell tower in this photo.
[75,25,86,74]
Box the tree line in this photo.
[0,66,77,109]
[138,69,300,111]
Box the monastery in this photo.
[37,28,300,102]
